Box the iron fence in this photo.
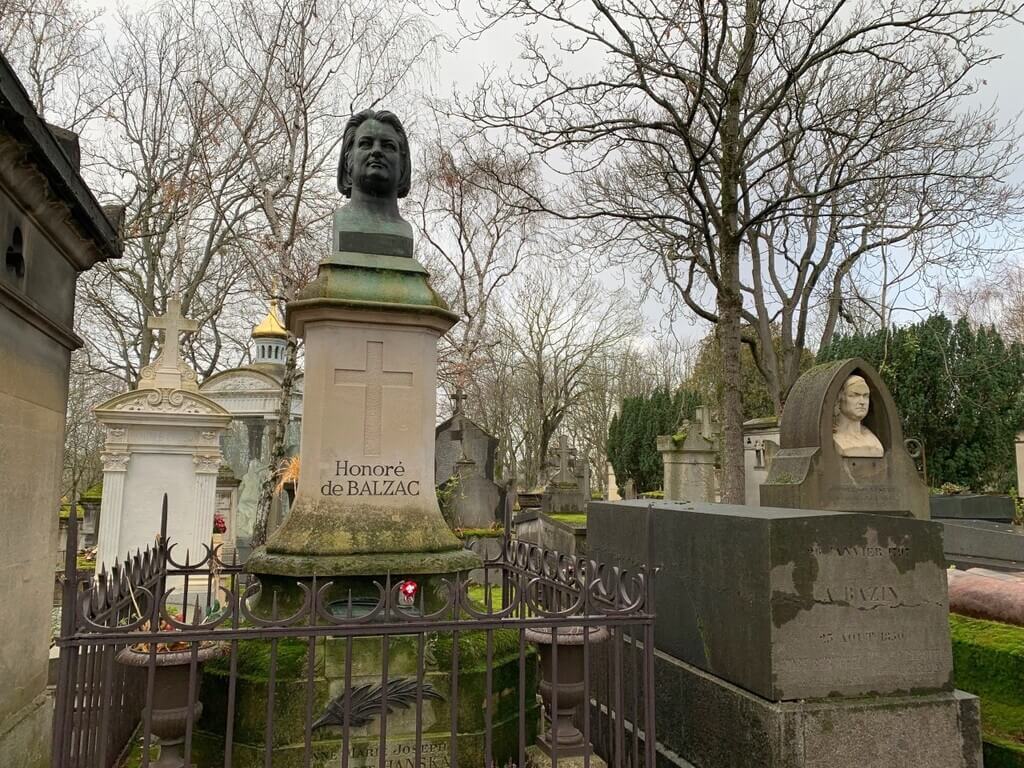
[53,497,657,768]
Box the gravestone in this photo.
[589,500,981,768]
[743,416,780,505]
[575,454,592,501]
[542,435,586,514]
[658,406,718,502]
[434,389,498,485]
[930,494,1015,522]
[94,299,231,571]
[605,462,621,501]
[761,358,929,519]
[433,394,504,529]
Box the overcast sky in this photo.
[86,1,1024,347]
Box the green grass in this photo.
[549,513,587,525]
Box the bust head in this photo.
[837,375,871,424]
[337,109,412,200]
[833,374,883,458]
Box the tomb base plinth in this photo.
[641,651,981,768]
[245,546,481,617]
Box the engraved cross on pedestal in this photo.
[335,341,413,456]
[148,296,198,370]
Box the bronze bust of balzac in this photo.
[333,109,414,258]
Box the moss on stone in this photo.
[58,503,84,519]
[454,527,504,539]
[247,546,481,578]
[985,740,1024,768]
[950,615,1024,706]
[205,637,312,681]
[950,615,1024,759]
[430,628,523,671]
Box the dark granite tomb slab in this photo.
[930,494,1015,522]
[940,518,1024,571]
[588,500,953,701]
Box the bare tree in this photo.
[62,352,123,498]
[452,0,1024,502]
[491,268,640,488]
[411,132,539,401]
[0,0,100,129]
[941,262,1024,344]
[567,339,689,494]
[77,4,259,388]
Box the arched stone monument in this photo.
[760,357,929,519]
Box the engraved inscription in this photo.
[311,741,450,768]
[321,459,420,497]
[348,741,451,768]
[816,584,900,606]
[809,544,910,558]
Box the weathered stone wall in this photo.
[0,184,78,767]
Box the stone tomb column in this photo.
[95,442,129,565]
[246,263,479,610]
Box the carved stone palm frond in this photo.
[312,678,444,731]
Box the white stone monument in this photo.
[94,298,231,571]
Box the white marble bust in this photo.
[833,375,884,458]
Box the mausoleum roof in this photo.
[0,53,121,265]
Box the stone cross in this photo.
[334,341,413,456]
[452,388,466,415]
[553,434,572,484]
[449,389,466,442]
[148,297,197,371]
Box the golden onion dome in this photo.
[251,299,287,339]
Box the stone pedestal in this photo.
[449,458,502,529]
[649,652,980,768]
[246,219,479,609]
[657,435,716,503]
[587,500,981,768]
[94,300,231,571]
[541,435,587,515]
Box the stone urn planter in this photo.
[525,625,609,757]
[116,642,225,768]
